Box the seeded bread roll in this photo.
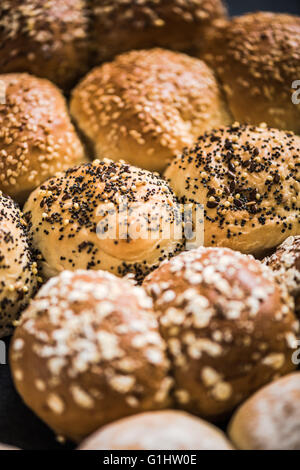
[164,124,300,256]
[91,0,227,63]
[24,160,182,282]
[0,0,90,90]
[70,49,231,173]
[203,12,300,133]
[264,236,300,315]
[0,74,85,203]
[79,410,233,450]
[0,193,38,338]
[143,247,299,420]
[10,270,172,442]
[229,373,300,450]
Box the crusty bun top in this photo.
[24,159,182,282]
[70,48,231,173]
[164,124,300,256]
[203,12,300,133]
[0,0,90,89]
[0,73,85,203]
[92,0,227,62]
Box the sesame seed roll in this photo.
[0,74,86,204]
[264,236,300,315]
[91,0,227,63]
[164,124,300,257]
[10,270,172,442]
[229,373,300,450]
[0,193,38,338]
[202,12,300,133]
[143,247,299,420]
[79,410,233,450]
[24,160,183,282]
[70,48,231,173]
[0,0,90,90]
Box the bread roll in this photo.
[164,124,300,256]
[0,74,85,203]
[91,0,227,63]
[70,48,231,173]
[0,193,38,338]
[143,246,299,420]
[0,0,90,90]
[264,236,300,315]
[24,159,183,282]
[203,12,300,133]
[79,410,233,450]
[10,270,171,442]
[229,373,300,450]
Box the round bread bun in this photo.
[0,0,90,90]
[10,270,172,442]
[91,0,227,63]
[202,12,300,133]
[0,193,38,338]
[164,124,300,257]
[229,372,300,450]
[264,236,300,315]
[70,48,231,173]
[143,246,299,420]
[0,74,85,204]
[79,410,233,450]
[23,159,183,282]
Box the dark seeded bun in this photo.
[10,270,172,442]
[203,12,300,133]
[79,410,234,450]
[164,124,300,257]
[143,247,299,420]
[229,373,300,450]
[0,74,85,203]
[91,0,227,63]
[70,48,231,173]
[0,0,90,90]
[24,160,183,283]
[0,193,38,338]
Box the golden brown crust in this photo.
[229,373,300,450]
[0,193,38,338]
[24,160,183,283]
[0,74,86,203]
[0,0,90,90]
[70,48,231,173]
[264,236,300,315]
[164,124,300,256]
[79,410,234,450]
[203,12,300,133]
[91,0,227,63]
[143,247,299,420]
[10,270,172,442]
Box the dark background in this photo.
[1,0,300,451]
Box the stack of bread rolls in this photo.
[0,0,298,451]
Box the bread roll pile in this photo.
[0,0,298,451]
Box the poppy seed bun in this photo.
[24,160,183,282]
[0,0,90,90]
[91,0,227,63]
[143,247,299,420]
[0,74,85,203]
[70,49,231,173]
[79,410,233,450]
[0,193,38,338]
[10,270,172,442]
[229,373,300,450]
[164,124,300,256]
[264,236,300,315]
[203,12,300,133]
